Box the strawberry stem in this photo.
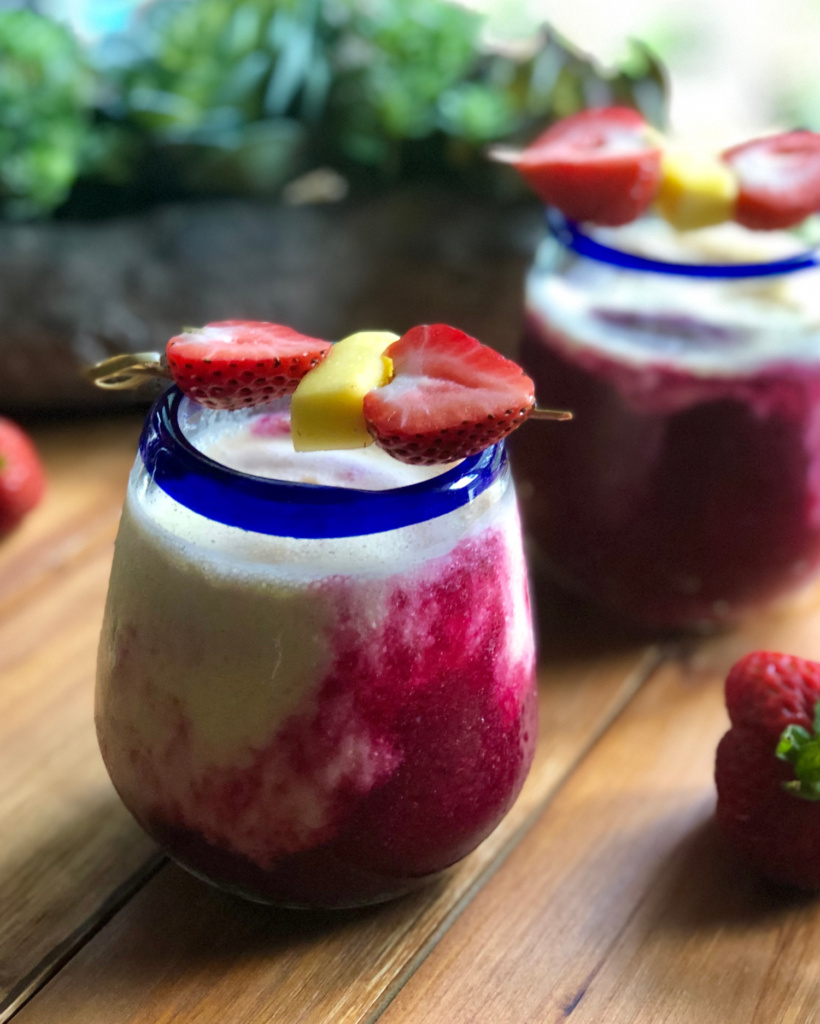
[776,701,820,800]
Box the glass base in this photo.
[151,816,446,910]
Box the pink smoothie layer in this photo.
[97,433,536,906]
[515,314,820,629]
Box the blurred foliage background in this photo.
[0,0,668,220]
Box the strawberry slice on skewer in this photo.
[362,324,537,465]
[502,106,663,226]
[166,320,332,411]
[722,131,820,230]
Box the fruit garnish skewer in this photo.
[85,320,572,465]
[85,351,166,390]
[492,105,820,233]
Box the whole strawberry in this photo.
[0,418,45,535]
[715,650,820,888]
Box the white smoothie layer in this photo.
[97,409,529,863]
[192,404,450,489]
[527,218,820,375]
[134,402,499,580]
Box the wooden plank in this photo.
[0,543,157,1019]
[371,583,820,1024]
[0,415,157,1018]
[8,577,661,1024]
[0,415,141,615]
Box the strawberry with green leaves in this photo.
[715,650,820,889]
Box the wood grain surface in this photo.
[0,416,156,1021]
[11,415,820,1024]
[374,586,820,1024]
[4,449,661,1024]
[0,416,142,614]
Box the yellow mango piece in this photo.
[656,147,738,230]
[291,330,397,451]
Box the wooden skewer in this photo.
[530,406,573,422]
[83,352,168,390]
[485,145,522,165]
[84,352,575,423]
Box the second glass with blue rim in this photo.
[95,387,537,907]
[513,210,820,630]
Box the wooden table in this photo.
[4,414,820,1024]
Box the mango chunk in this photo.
[291,330,397,451]
[656,147,738,230]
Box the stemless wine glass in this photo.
[96,387,537,908]
[513,211,820,630]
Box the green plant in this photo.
[0,1,669,217]
[116,0,667,189]
[0,9,95,218]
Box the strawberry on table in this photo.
[0,418,45,536]
[166,320,332,411]
[722,131,820,230]
[362,324,535,465]
[508,106,663,226]
[715,650,820,889]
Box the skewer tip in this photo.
[530,406,573,422]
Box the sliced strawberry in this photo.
[166,320,332,411]
[511,106,662,226]
[362,324,535,465]
[0,418,45,535]
[722,131,820,230]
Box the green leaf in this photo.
[1,0,672,210]
[0,9,94,217]
[776,724,811,764]
[776,705,820,800]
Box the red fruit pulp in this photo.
[513,315,820,630]
[98,529,536,907]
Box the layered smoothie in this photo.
[97,393,536,907]
[515,219,820,629]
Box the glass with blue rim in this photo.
[95,384,538,908]
[513,206,820,631]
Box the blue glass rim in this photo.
[546,207,820,279]
[138,387,508,539]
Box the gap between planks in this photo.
[0,853,166,1024]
